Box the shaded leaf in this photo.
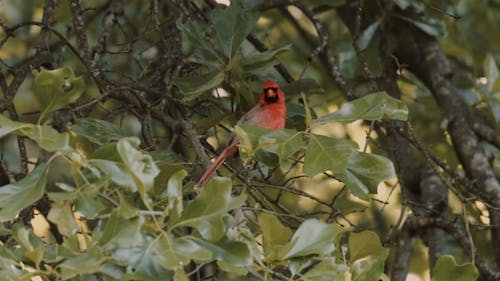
[170,177,246,241]
[96,211,144,250]
[175,70,225,102]
[0,163,49,222]
[432,255,479,281]
[282,219,343,259]
[395,14,447,37]
[317,91,408,124]
[193,237,252,269]
[242,44,291,73]
[177,20,223,66]
[358,21,380,50]
[34,66,85,120]
[349,231,389,281]
[58,247,106,280]
[156,235,212,270]
[71,118,129,145]
[260,129,303,170]
[302,257,347,281]
[211,4,260,58]
[165,169,187,221]
[281,79,323,98]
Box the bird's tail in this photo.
[196,145,238,188]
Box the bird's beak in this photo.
[266,88,277,98]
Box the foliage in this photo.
[1,0,499,281]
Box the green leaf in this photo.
[211,4,260,58]
[166,169,187,221]
[432,255,479,281]
[0,163,50,222]
[483,55,500,122]
[175,70,225,102]
[114,236,173,280]
[0,114,31,138]
[173,268,189,281]
[58,247,106,280]
[281,79,323,98]
[71,118,129,145]
[96,211,145,250]
[193,237,252,269]
[242,44,291,73]
[259,213,292,261]
[156,235,213,270]
[34,66,85,120]
[395,14,447,37]
[303,134,357,177]
[349,231,385,262]
[316,91,408,124]
[19,125,70,152]
[358,21,380,50]
[170,177,246,241]
[117,137,160,196]
[91,159,138,192]
[260,129,303,170]
[177,20,223,66]
[234,125,272,161]
[282,219,344,259]
[336,152,395,200]
[309,0,346,8]
[47,202,78,236]
[349,231,390,281]
[302,257,347,281]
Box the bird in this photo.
[196,80,287,188]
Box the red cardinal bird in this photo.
[196,80,286,187]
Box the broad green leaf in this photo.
[19,125,70,152]
[0,257,33,281]
[117,192,139,219]
[302,257,347,281]
[483,55,500,122]
[234,125,271,161]
[316,91,408,124]
[0,163,50,222]
[395,14,447,37]
[349,231,385,262]
[34,66,85,120]
[75,193,107,219]
[358,21,380,50]
[173,268,189,281]
[156,235,212,270]
[303,134,357,177]
[91,159,138,192]
[96,211,144,250]
[211,4,259,58]
[282,219,344,259]
[114,236,173,280]
[47,202,78,236]
[166,169,187,221]
[349,231,389,281]
[336,152,395,200]
[0,114,31,138]
[432,255,479,281]
[193,237,252,269]
[259,213,292,261]
[117,137,159,196]
[58,247,106,280]
[242,44,291,73]
[170,177,246,241]
[260,129,303,170]
[71,118,129,145]
[175,70,225,102]
[177,20,223,66]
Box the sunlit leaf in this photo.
[47,202,78,237]
[170,177,245,241]
[259,213,292,261]
[316,91,408,123]
[0,114,30,138]
[336,152,395,200]
[34,66,85,120]
[432,255,479,281]
[0,163,50,222]
[211,4,259,58]
[349,231,389,281]
[156,235,212,270]
[19,125,70,152]
[282,219,343,259]
[303,134,357,177]
[260,129,303,170]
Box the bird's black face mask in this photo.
[263,87,279,103]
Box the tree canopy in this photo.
[0,0,499,280]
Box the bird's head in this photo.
[260,80,285,105]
